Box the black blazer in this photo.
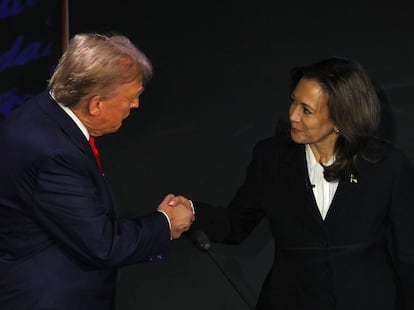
[192,135,414,310]
[0,90,171,309]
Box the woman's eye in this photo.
[303,106,311,114]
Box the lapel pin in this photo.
[350,174,358,184]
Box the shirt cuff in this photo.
[157,210,171,230]
[188,200,195,215]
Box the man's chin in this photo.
[102,125,122,135]
[114,124,123,132]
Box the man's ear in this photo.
[88,95,102,116]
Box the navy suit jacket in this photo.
[191,134,414,310]
[0,90,171,309]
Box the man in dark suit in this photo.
[189,57,414,309]
[0,33,195,309]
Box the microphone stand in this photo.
[191,230,254,310]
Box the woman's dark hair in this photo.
[289,56,381,181]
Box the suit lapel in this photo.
[324,168,362,222]
[36,91,118,216]
[37,90,90,156]
[36,90,104,176]
[283,143,325,224]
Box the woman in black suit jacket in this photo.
[190,57,414,310]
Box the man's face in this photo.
[91,79,144,136]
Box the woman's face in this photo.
[289,77,338,151]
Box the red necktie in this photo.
[88,136,103,174]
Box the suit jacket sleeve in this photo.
[190,137,272,244]
[31,149,171,267]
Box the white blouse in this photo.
[305,144,339,220]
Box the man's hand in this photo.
[157,194,195,239]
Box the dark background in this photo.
[0,0,63,120]
[4,1,414,309]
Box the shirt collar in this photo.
[49,90,89,140]
[305,144,336,167]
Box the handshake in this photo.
[157,194,195,239]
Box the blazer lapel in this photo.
[283,143,324,224]
[324,169,362,222]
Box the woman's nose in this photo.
[289,104,300,122]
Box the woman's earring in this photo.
[333,127,340,134]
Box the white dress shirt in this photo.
[305,144,339,220]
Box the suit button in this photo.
[148,254,164,262]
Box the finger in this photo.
[161,194,175,205]
[171,231,182,239]
[168,196,182,206]
[168,197,188,207]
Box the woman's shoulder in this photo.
[252,133,301,165]
[361,137,412,167]
[254,119,296,150]
[254,134,294,150]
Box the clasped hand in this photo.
[157,194,195,239]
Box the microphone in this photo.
[191,230,211,251]
[190,230,254,310]
[305,178,315,189]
